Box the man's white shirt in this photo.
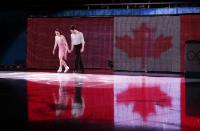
[71,31,85,45]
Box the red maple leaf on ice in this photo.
[116,82,172,121]
[116,23,172,58]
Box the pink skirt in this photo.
[58,46,67,60]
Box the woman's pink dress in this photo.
[55,35,67,60]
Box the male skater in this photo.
[69,25,85,73]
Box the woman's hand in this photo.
[53,50,55,55]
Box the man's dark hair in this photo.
[69,25,76,30]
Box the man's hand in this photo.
[80,48,84,53]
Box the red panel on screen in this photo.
[180,15,200,72]
[27,17,113,69]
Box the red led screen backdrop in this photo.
[27,15,200,72]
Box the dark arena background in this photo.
[0,0,200,131]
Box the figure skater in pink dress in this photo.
[53,28,70,73]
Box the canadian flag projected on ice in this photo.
[116,83,172,121]
[114,16,180,72]
[27,73,181,130]
[114,76,181,130]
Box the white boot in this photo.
[64,65,69,73]
[57,66,62,73]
